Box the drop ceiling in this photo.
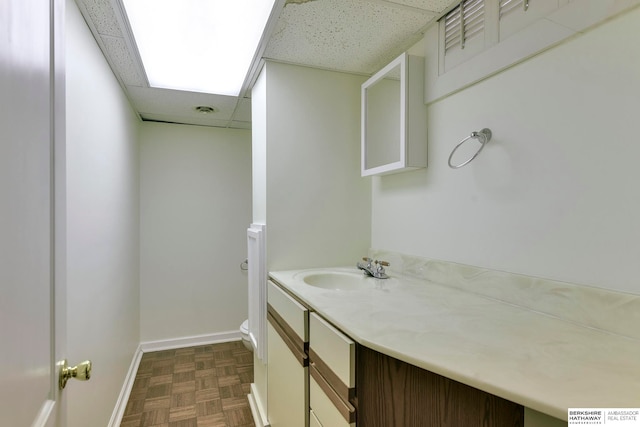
[74,0,459,129]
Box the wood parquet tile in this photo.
[120,341,254,427]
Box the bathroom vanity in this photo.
[266,254,640,427]
[267,273,522,426]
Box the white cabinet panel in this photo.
[268,280,308,342]
[310,409,323,427]
[267,280,310,427]
[309,313,355,388]
[309,375,354,427]
[267,323,309,427]
[361,53,427,176]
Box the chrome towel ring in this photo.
[448,128,492,169]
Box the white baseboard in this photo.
[139,330,241,353]
[108,344,143,427]
[248,383,270,427]
[31,399,55,427]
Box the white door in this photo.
[0,0,68,425]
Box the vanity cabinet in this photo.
[355,345,524,427]
[267,278,357,427]
[308,312,357,427]
[267,280,309,427]
[267,277,529,426]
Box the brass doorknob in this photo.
[59,359,92,390]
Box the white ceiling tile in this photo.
[265,0,437,75]
[230,121,252,130]
[140,113,233,128]
[78,0,123,37]
[380,0,458,13]
[101,36,146,87]
[234,98,252,122]
[127,87,237,121]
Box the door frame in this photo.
[51,0,67,424]
[33,0,67,425]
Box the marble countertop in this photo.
[269,266,640,421]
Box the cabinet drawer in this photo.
[310,371,355,427]
[267,280,308,342]
[309,312,355,389]
[310,409,323,427]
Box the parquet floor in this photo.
[120,341,254,427]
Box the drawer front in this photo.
[310,372,355,427]
[267,280,308,342]
[309,312,355,388]
[310,409,323,427]
[267,323,309,427]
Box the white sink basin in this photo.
[301,271,370,291]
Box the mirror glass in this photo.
[364,63,402,170]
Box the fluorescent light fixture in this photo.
[122,0,276,96]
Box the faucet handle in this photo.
[357,257,372,272]
[375,260,390,267]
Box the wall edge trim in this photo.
[248,383,270,427]
[107,344,144,427]
[139,331,242,353]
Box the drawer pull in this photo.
[309,348,354,403]
[310,362,356,424]
[267,306,308,367]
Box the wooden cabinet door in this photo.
[356,346,524,427]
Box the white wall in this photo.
[250,61,371,422]
[372,8,640,295]
[66,1,140,425]
[264,61,372,271]
[252,69,267,225]
[140,122,252,342]
[250,68,269,421]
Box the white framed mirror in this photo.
[361,52,427,176]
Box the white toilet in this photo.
[240,319,252,352]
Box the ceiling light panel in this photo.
[121,0,276,96]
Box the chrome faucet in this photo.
[357,257,390,279]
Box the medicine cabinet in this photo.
[361,52,427,176]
